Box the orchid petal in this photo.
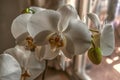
[41,45,59,60]
[100,24,115,56]
[27,10,60,38]
[0,54,21,80]
[57,5,78,32]
[87,13,101,30]
[34,30,52,45]
[34,46,45,61]
[25,52,45,80]
[62,36,74,59]
[59,52,66,71]
[43,44,59,60]
[4,46,45,80]
[4,46,31,68]
[15,32,29,46]
[11,14,32,39]
[64,19,91,55]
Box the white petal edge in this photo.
[26,52,45,80]
[57,4,78,32]
[27,10,60,38]
[4,46,31,69]
[30,6,45,12]
[100,23,115,56]
[59,52,67,71]
[11,14,32,39]
[64,19,91,55]
[87,13,101,30]
[0,54,21,80]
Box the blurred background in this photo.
[0,0,120,80]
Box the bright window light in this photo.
[106,58,113,64]
[113,56,119,61]
[113,63,120,73]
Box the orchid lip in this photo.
[48,32,66,50]
[21,36,36,51]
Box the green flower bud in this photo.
[88,47,102,65]
[22,8,35,14]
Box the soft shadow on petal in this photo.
[43,44,59,60]
[27,10,60,38]
[34,44,58,61]
[11,14,32,39]
[100,24,115,56]
[16,32,29,46]
[64,19,91,55]
[34,46,45,61]
[26,52,45,80]
[34,30,52,45]
[62,36,74,59]
[0,54,21,80]
[87,13,101,30]
[57,5,78,32]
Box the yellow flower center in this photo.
[21,70,30,80]
[48,33,65,51]
[25,36,36,51]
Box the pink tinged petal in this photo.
[87,13,101,30]
[100,24,115,56]
[57,5,78,32]
[27,10,60,38]
[11,14,32,39]
[0,54,21,80]
[64,20,91,55]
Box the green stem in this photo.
[91,35,96,48]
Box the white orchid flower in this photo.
[4,7,46,80]
[87,13,115,56]
[27,5,91,61]
[12,7,45,46]
[4,47,45,80]
[0,54,21,80]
